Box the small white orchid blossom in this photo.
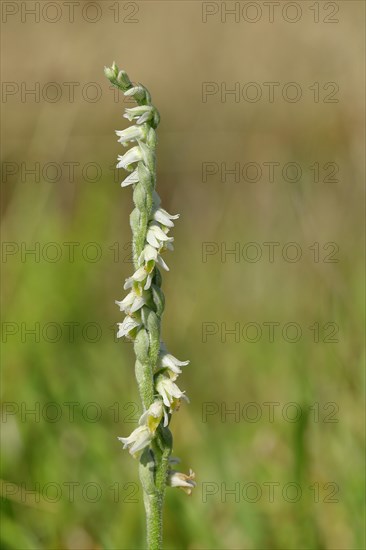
[116,125,147,147]
[115,289,146,315]
[158,343,190,376]
[118,426,152,457]
[123,105,154,124]
[117,315,141,339]
[156,374,189,411]
[167,469,196,495]
[116,146,143,171]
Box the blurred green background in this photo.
[1,1,364,549]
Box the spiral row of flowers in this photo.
[105,63,195,496]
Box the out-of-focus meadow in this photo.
[1,1,364,549]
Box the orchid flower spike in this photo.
[105,62,195,549]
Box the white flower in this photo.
[139,245,170,272]
[118,400,169,457]
[156,375,189,411]
[115,289,146,314]
[124,266,146,286]
[116,125,147,147]
[124,265,154,291]
[167,469,196,495]
[118,425,152,457]
[124,242,172,291]
[117,316,141,339]
[146,222,174,249]
[117,146,143,171]
[152,207,180,228]
[139,400,168,430]
[124,85,150,103]
[140,244,158,263]
[121,169,139,187]
[124,105,154,124]
[159,344,190,376]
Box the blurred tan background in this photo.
[1,1,365,549]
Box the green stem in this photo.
[145,434,172,549]
[145,493,163,550]
[139,440,170,550]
